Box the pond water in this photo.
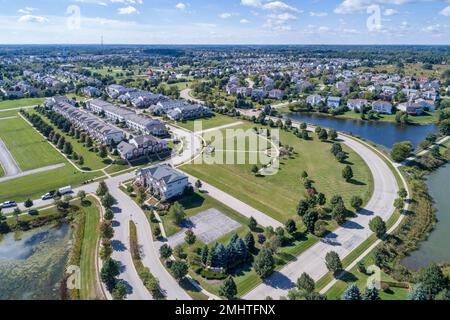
[284,112,437,149]
[0,223,71,300]
[401,164,450,270]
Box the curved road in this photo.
[180,88,205,105]
[243,127,399,300]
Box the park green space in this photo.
[335,110,438,125]
[175,113,241,132]
[181,122,373,224]
[354,63,450,80]
[0,98,45,110]
[0,117,64,171]
[27,109,112,171]
[79,196,102,300]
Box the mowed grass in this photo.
[335,110,438,125]
[181,123,373,224]
[0,98,45,110]
[0,117,64,171]
[175,114,241,132]
[0,164,101,203]
[28,109,110,171]
[79,197,102,300]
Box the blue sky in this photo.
[1,0,450,44]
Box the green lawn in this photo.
[335,110,437,125]
[181,123,373,224]
[79,197,102,300]
[0,117,64,171]
[0,165,101,203]
[0,98,45,110]
[28,109,112,171]
[175,114,241,132]
[0,163,4,177]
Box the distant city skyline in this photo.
[1,0,450,45]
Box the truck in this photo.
[58,186,73,195]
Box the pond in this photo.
[401,163,450,271]
[0,223,72,300]
[284,112,437,149]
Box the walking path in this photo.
[180,88,205,105]
[195,121,244,134]
[0,138,21,177]
[0,163,65,183]
[0,105,38,112]
[0,116,18,120]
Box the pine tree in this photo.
[363,285,381,300]
[219,276,237,300]
[244,232,255,252]
[215,244,228,269]
[297,273,315,293]
[342,284,362,300]
[200,245,209,265]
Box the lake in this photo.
[284,112,437,149]
[0,223,71,300]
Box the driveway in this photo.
[180,88,205,105]
[243,127,399,300]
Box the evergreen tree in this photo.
[101,258,120,292]
[409,283,428,300]
[297,273,315,293]
[342,165,354,182]
[200,245,209,265]
[244,232,256,252]
[325,251,343,276]
[215,244,228,269]
[254,249,275,279]
[219,276,237,300]
[97,181,108,197]
[342,284,362,300]
[363,285,381,300]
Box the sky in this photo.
[0,0,450,45]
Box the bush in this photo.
[200,269,227,280]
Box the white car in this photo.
[1,201,17,209]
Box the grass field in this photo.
[335,110,438,125]
[79,197,102,300]
[0,117,64,171]
[27,109,112,171]
[181,123,373,224]
[0,98,45,110]
[175,114,241,132]
[354,63,450,80]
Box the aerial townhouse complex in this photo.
[149,99,212,121]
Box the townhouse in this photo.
[118,135,168,160]
[398,102,424,116]
[327,96,341,109]
[307,94,324,106]
[347,99,368,111]
[372,101,393,114]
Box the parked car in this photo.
[1,201,17,209]
[41,191,56,200]
[59,186,73,195]
[28,210,39,216]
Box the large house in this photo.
[327,96,341,109]
[347,99,368,111]
[117,135,168,160]
[306,94,324,106]
[119,90,167,108]
[138,164,189,201]
[149,99,211,121]
[398,102,424,116]
[46,97,124,145]
[372,101,393,114]
[106,84,133,99]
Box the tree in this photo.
[318,129,328,141]
[302,209,318,234]
[394,197,405,211]
[200,245,209,265]
[342,165,353,182]
[301,171,308,180]
[100,221,114,240]
[159,244,173,260]
[251,164,259,175]
[102,192,117,209]
[297,273,315,293]
[335,151,348,163]
[195,180,202,190]
[285,219,297,235]
[248,216,258,231]
[369,216,387,238]
[184,229,196,245]
[101,258,120,291]
[254,249,275,278]
[219,276,237,300]
[363,285,380,300]
[439,119,450,136]
[297,199,309,217]
[244,232,256,252]
[331,203,347,225]
[331,143,343,156]
[99,145,108,158]
[77,190,87,204]
[97,181,108,197]
[78,156,84,166]
[351,196,363,212]
[416,264,448,299]
[325,251,343,276]
[170,202,186,226]
[86,136,93,148]
[104,209,114,221]
[317,193,326,206]
[398,188,408,199]
[329,129,338,141]
[170,260,189,281]
[112,281,127,300]
[342,284,362,300]
[24,198,33,208]
[409,283,428,300]
[391,141,413,162]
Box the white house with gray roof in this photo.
[138,164,188,201]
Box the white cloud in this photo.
[110,0,143,4]
[240,0,262,7]
[117,6,139,14]
[440,6,450,16]
[18,15,49,24]
[18,7,37,14]
[175,2,186,10]
[219,12,239,19]
[384,8,398,16]
[309,11,328,17]
[240,19,250,24]
[335,0,411,14]
[263,1,300,13]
